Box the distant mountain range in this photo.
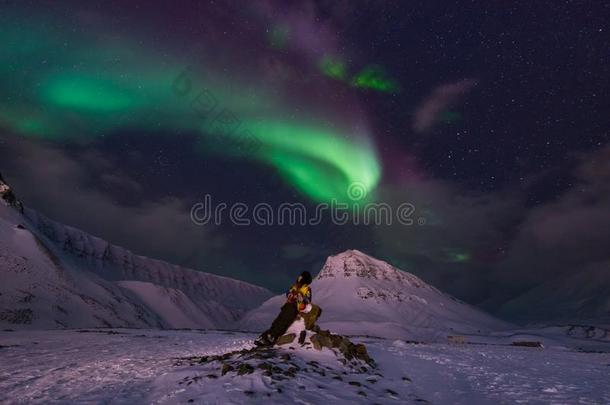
[0,173,273,329]
[1,173,608,334]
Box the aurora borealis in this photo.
[1,1,608,320]
[0,9,380,205]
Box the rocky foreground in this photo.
[173,330,420,403]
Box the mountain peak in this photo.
[242,249,509,340]
[316,249,428,288]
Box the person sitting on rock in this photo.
[254,271,313,346]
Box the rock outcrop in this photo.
[176,334,377,399]
[271,303,374,367]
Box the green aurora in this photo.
[0,15,381,205]
[351,65,400,93]
[319,56,347,81]
[317,54,399,94]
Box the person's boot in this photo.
[254,332,274,347]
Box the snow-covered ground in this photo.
[1,329,609,404]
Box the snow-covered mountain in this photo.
[240,249,511,340]
[0,176,272,329]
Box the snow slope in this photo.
[240,250,511,341]
[1,329,609,404]
[0,196,272,330]
[117,281,216,329]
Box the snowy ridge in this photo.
[24,208,270,312]
[0,197,272,330]
[240,250,511,341]
[117,281,217,329]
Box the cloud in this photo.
[373,178,522,303]
[493,145,610,292]
[0,136,211,268]
[252,0,342,60]
[413,79,477,132]
[373,144,610,319]
[485,145,610,320]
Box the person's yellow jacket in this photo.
[286,283,311,311]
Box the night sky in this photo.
[1,1,608,318]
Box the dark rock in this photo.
[330,335,343,348]
[386,389,398,396]
[348,381,362,387]
[358,390,367,397]
[283,366,298,378]
[276,334,296,346]
[221,363,234,375]
[237,363,254,375]
[0,309,33,325]
[318,333,333,349]
[338,341,353,360]
[311,334,323,350]
[354,344,367,356]
[354,344,373,364]
[512,341,543,348]
[313,368,326,377]
[319,329,331,337]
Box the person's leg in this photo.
[303,304,322,330]
[267,303,298,341]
